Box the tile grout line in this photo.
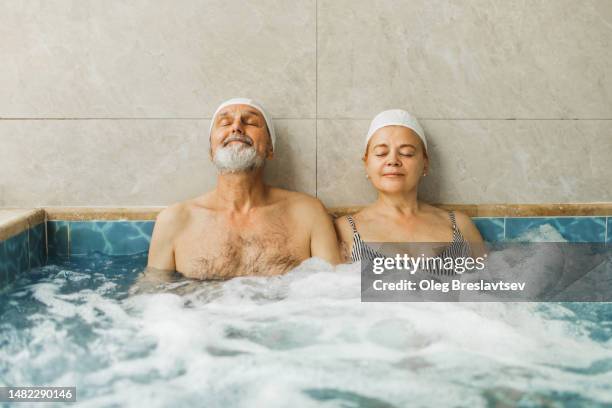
[315,118,612,121]
[606,216,608,243]
[3,117,612,121]
[26,224,31,273]
[503,217,507,241]
[44,215,49,265]
[315,0,319,197]
[0,117,314,121]
[67,222,71,259]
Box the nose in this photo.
[230,117,245,134]
[385,152,402,167]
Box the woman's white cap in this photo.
[209,97,276,151]
[365,109,426,153]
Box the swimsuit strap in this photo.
[346,215,359,235]
[448,211,458,232]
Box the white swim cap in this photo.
[365,109,427,153]
[209,97,276,151]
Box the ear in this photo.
[266,133,274,159]
[362,150,368,163]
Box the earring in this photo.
[366,174,370,179]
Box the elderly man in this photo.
[147,98,340,280]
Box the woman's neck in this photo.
[372,190,421,217]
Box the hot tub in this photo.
[1,205,611,407]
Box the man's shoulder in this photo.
[268,188,330,222]
[272,188,326,211]
[155,200,193,229]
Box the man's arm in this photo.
[147,207,178,271]
[129,207,180,295]
[309,200,342,265]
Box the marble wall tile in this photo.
[0,0,315,117]
[316,120,375,207]
[316,119,612,207]
[265,120,317,196]
[318,0,612,119]
[473,218,505,243]
[1,1,610,209]
[0,119,316,206]
[505,217,606,243]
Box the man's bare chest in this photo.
[173,217,307,280]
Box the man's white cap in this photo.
[365,109,427,153]
[208,97,276,151]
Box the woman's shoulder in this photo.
[334,207,374,238]
[418,202,452,221]
[350,206,379,221]
[448,210,484,243]
[450,210,472,225]
[417,203,471,231]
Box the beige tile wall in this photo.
[1,0,610,207]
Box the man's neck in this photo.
[215,169,268,213]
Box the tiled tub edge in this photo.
[1,207,611,290]
[0,209,46,288]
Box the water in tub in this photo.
[0,225,611,407]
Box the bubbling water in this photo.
[0,253,611,407]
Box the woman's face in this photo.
[364,126,428,195]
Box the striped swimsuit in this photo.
[347,211,472,276]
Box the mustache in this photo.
[222,134,253,147]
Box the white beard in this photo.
[213,142,264,174]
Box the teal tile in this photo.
[48,221,69,258]
[104,221,154,255]
[607,218,611,244]
[70,221,109,255]
[0,240,7,288]
[70,221,154,256]
[473,218,505,242]
[505,217,606,243]
[4,231,29,283]
[28,222,46,268]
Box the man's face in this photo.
[209,104,273,173]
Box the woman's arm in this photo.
[454,211,487,259]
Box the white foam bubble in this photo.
[2,254,611,407]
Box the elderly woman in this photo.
[334,109,485,269]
